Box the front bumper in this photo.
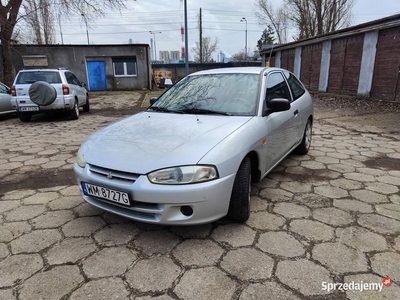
[73,162,236,225]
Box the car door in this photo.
[66,72,86,105]
[0,83,12,113]
[262,72,296,172]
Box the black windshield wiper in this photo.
[180,108,232,116]
[147,106,184,114]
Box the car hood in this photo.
[81,112,252,174]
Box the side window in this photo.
[65,72,73,84]
[70,73,81,86]
[0,84,7,94]
[266,72,291,101]
[284,71,305,100]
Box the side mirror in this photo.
[81,82,87,88]
[150,97,158,105]
[265,98,290,115]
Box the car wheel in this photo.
[28,81,57,106]
[18,112,32,122]
[295,119,312,154]
[227,157,251,223]
[69,100,80,120]
[82,95,90,112]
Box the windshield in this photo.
[150,73,260,116]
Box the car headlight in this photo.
[148,165,218,184]
[76,149,86,168]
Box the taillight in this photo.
[11,85,16,96]
[62,84,70,95]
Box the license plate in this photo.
[20,106,39,112]
[81,183,130,206]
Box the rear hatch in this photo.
[12,70,65,111]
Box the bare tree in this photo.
[191,36,218,63]
[254,0,289,44]
[0,0,127,85]
[254,0,354,42]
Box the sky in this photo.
[46,0,400,60]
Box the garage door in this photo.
[371,26,400,101]
[280,49,295,72]
[300,43,322,91]
[328,34,364,95]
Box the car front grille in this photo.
[88,164,139,184]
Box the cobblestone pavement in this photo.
[0,92,400,300]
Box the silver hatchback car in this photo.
[74,67,313,225]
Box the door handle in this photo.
[294,109,299,116]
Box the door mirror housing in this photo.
[264,98,291,115]
[150,97,158,105]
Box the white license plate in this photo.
[82,183,130,206]
[20,106,39,112]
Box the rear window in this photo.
[16,71,62,84]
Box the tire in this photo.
[28,81,57,106]
[69,100,80,120]
[82,95,90,112]
[18,112,32,122]
[295,119,312,155]
[227,157,251,222]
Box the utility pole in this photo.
[184,0,189,75]
[241,17,247,59]
[199,8,203,63]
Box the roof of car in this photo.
[190,67,286,76]
[17,68,68,72]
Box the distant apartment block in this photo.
[159,51,170,60]
[170,51,180,60]
[158,50,180,61]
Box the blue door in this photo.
[87,61,106,91]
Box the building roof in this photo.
[260,13,400,54]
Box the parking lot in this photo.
[1,91,400,300]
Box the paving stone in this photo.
[174,267,236,300]
[358,214,400,235]
[341,159,366,168]
[313,242,368,274]
[0,288,15,300]
[0,243,9,259]
[19,265,84,300]
[273,202,311,219]
[345,273,400,300]
[371,252,400,282]
[0,254,43,287]
[10,229,62,254]
[280,181,313,193]
[0,162,23,170]
[394,236,400,252]
[375,203,400,221]
[377,175,400,186]
[314,186,349,199]
[173,239,224,267]
[40,160,66,169]
[315,156,340,164]
[276,259,332,296]
[246,211,285,230]
[357,167,387,176]
[350,190,388,204]
[212,224,256,247]
[60,185,81,196]
[259,188,293,201]
[365,182,399,195]
[285,166,313,176]
[82,246,137,278]
[257,231,305,257]
[134,230,180,255]
[388,170,400,177]
[249,196,270,212]
[24,157,50,166]
[48,195,83,210]
[293,193,331,208]
[254,178,279,189]
[336,226,388,252]
[330,178,363,190]
[390,194,400,204]
[333,199,373,214]
[280,158,299,167]
[45,237,96,265]
[313,207,354,226]
[1,189,36,200]
[0,200,20,214]
[221,248,274,280]
[5,205,46,221]
[22,192,59,205]
[73,202,104,216]
[93,223,139,247]
[126,256,181,292]
[0,222,31,243]
[327,164,356,173]
[136,295,173,300]
[301,160,326,170]
[240,282,301,300]
[31,210,75,228]
[344,173,376,182]
[170,224,213,238]
[69,277,130,300]
[62,217,106,237]
[316,169,341,179]
[290,220,335,241]
[37,185,67,192]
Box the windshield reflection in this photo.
[151,73,260,116]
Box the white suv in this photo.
[11,68,89,122]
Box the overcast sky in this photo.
[54,0,399,59]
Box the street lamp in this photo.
[81,13,89,45]
[149,31,162,60]
[240,17,247,59]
